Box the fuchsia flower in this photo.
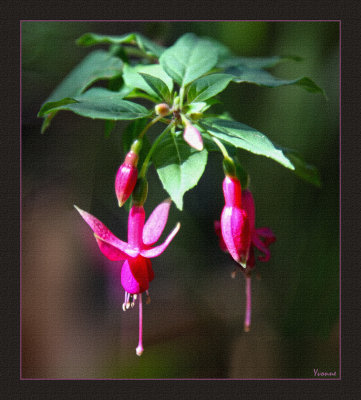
[115,150,139,207]
[183,120,204,151]
[215,186,276,332]
[220,176,251,267]
[215,187,276,271]
[74,199,180,355]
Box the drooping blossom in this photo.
[182,120,204,151]
[220,175,251,267]
[115,150,139,207]
[74,199,180,355]
[215,187,276,332]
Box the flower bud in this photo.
[132,177,148,206]
[155,103,170,117]
[115,150,139,207]
[182,120,204,151]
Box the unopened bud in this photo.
[155,103,170,117]
[115,149,139,207]
[182,118,204,151]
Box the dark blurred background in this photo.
[21,21,339,378]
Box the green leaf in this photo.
[76,32,164,58]
[139,73,171,102]
[184,98,221,115]
[123,64,173,101]
[152,132,208,210]
[200,36,234,63]
[159,33,218,87]
[136,64,173,92]
[219,55,302,69]
[202,119,294,169]
[39,88,151,121]
[38,98,79,117]
[226,66,325,95]
[187,74,232,103]
[43,50,123,104]
[40,50,123,132]
[202,120,320,186]
[282,148,321,187]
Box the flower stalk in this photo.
[139,121,175,178]
[244,275,252,332]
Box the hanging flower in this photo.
[220,175,251,267]
[215,187,276,332]
[74,199,180,355]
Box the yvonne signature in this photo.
[313,369,337,377]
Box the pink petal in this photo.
[143,198,172,246]
[95,236,128,261]
[127,205,145,248]
[74,205,138,258]
[183,124,204,151]
[221,206,251,264]
[256,227,276,241]
[121,257,150,294]
[140,222,181,258]
[241,189,255,233]
[252,234,271,262]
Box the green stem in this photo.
[139,121,175,178]
[138,115,164,140]
[212,136,230,158]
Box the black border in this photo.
[4,0,361,397]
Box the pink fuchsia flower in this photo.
[215,188,276,270]
[220,176,251,267]
[215,187,275,332]
[74,199,180,356]
[115,150,139,207]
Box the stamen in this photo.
[231,268,237,279]
[146,291,151,304]
[123,292,129,311]
[244,275,251,332]
[136,293,144,356]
